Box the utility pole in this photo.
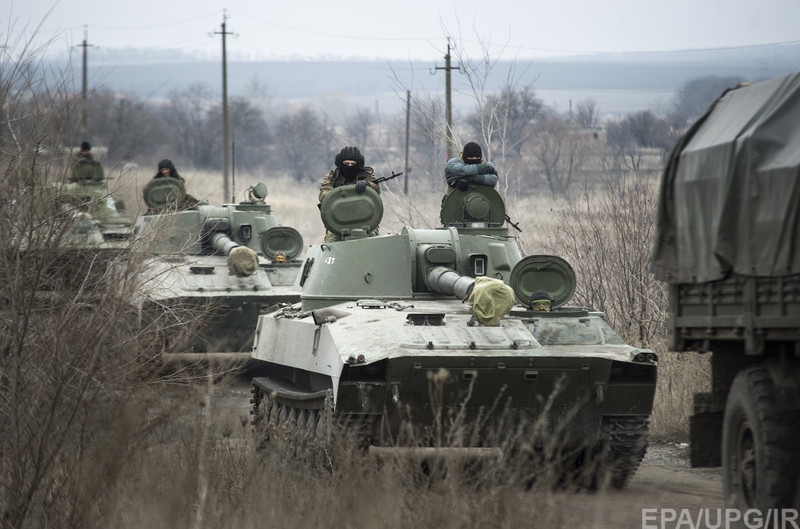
[404,90,411,195]
[213,11,235,203]
[77,25,94,141]
[431,39,461,160]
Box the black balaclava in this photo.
[336,146,364,181]
[157,159,179,178]
[462,142,482,164]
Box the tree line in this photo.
[1,59,743,199]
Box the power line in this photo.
[64,11,221,32]
[469,38,800,57]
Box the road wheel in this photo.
[722,365,799,513]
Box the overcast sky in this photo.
[6,0,800,62]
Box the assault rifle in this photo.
[317,171,404,209]
[505,214,522,232]
[373,171,403,184]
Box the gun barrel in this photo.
[211,232,238,255]
[426,266,474,300]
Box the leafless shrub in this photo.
[529,169,709,440]
[538,171,665,348]
[0,34,208,528]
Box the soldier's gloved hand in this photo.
[486,165,498,175]
[456,179,469,191]
[355,180,367,194]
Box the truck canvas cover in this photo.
[651,72,800,283]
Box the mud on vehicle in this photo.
[249,183,657,488]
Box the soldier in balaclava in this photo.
[444,141,498,193]
[318,146,381,242]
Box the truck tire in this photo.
[722,365,800,513]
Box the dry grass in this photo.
[2,158,708,528]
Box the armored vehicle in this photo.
[134,181,305,363]
[55,143,133,248]
[11,172,134,294]
[250,184,657,488]
[59,179,134,246]
[651,72,800,512]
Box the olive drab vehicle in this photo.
[250,183,658,488]
[651,72,800,514]
[133,181,305,363]
[13,147,134,292]
[57,179,134,247]
[58,144,133,247]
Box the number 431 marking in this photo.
[324,257,336,265]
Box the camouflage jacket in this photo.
[70,154,105,182]
[318,166,380,203]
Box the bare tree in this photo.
[573,99,599,129]
[605,110,677,171]
[527,112,590,199]
[207,97,271,171]
[85,88,167,163]
[273,105,333,182]
[164,83,218,168]
[445,38,551,206]
[671,75,744,127]
[466,83,544,160]
[604,119,643,172]
[342,106,374,149]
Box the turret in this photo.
[133,182,306,359]
[134,183,304,266]
[298,184,575,311]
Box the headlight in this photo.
[633,351,658,364]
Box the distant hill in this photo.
[73,44,800,120]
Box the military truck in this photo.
[651,72,800,512]
[134,182,305,363]
[250,184,657,488]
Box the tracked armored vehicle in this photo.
[134,181,304,363]
[250,184,657,487]
[59,179,134,246]
[12,171,135,294]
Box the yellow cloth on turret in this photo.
[227,246,259,278]
[467,276,515,326]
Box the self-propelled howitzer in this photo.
[250,184,656,488]
[134,182,305,363]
